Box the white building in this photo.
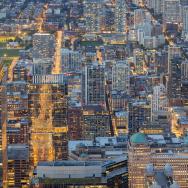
[151,84,168,119]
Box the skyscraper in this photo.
[182,6,188,36]
[168,46,182,101]
[112,60,130,93]
[82,63,106,106]
[163,0,180,24]
[146,0,163,15]
[128,133,188,188]
[6,82,29,145]
[151,84,168,120]
[84,0,103,33]
[62,49,82,73]
[115,0,127,32]
[128,100,151,134]
[168,45,181,74]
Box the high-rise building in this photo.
[134,9,145,29]
[29,74,68,166]
[67,107,83,140]
[168,57,182,101]
[32,33,55,59]
[113,111,129,135]
[146,0,163,15]
[115,0,127,32]
[128,100,151,134]
[82,105,111,139]
[13,60,32,82]
[151,84,168,120]
[168,46,181,99]
[112,60,130,93]
[62,49,82,73]
[128,133,151,187]
[128,133,188,188]
[7,144,29,187]
[33,58,53,75]
[133,49,146,75]
[82,63,106,106]
[163,0,181,24]
[6,82,29,145]
[103,4,115,32]
[84,0,103,33]
[181,61,188,105]
[182,6,188,36]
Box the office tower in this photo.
[6,82,29,145]
[163,0,181,24]
[133,49,146,75]
[182,6,188,36]
[128,133,151,188]
[168,57,182,101]
[134,9,145,29]
[181,61,188,80]
[168,46,181,74]
[67,72,82,107]
[115,0,127,32]
[181,61,188,105]
[146,0,163,15]
[32,33,55,59]
[82,105,111,139]
[67,107,83,140]
[7,144,29,187]
[181,0,188,5]
[151,84,168,120]
[103,4,115,32]
[128,100,151,134]
[111,90,129,111]
[13,60,32,82]
[29,74,68,166]
[84,0,103,33]
[82,63,106,106]
[128,133,188,188]
[33,58,53,75]
[62,49,82,73]
[112,60,130,93]
[113,111,128,135]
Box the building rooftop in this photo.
[130,132,148,144]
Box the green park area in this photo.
[0,48,20,57]
[2,59,13,66]
[80,41,103,46]
[0,42,7,48]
